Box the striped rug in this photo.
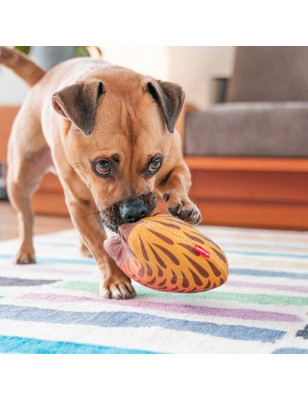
[0,226,307,354]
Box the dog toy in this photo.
[104,214,228,293]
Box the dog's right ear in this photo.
[52,80,105,136]
[146,79,185,133]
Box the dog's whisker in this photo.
[77,210,101,220]
[91,218,108,249]
[88,217,106,247]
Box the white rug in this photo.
[0,226,307,353]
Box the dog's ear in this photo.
[147,80,185,133]
[52,80,105,135]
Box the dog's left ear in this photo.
[52,80,105,135]
[147,80,185,133]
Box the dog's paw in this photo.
[15,246,36,264]
[100,270,136,300]
[167,194,202,225]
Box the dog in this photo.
[0,47,201,299]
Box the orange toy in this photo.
[104,214,228,293]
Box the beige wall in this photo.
[103,46,236,109]
[0,46,236,108]
[102,46,171,80]
[0,67,28,104]
[168,46,235,109]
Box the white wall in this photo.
[103,46,236,108]
[168,46,235,108]
[0,68,28,104]
[102,46,170,80]
[0,46,236,108]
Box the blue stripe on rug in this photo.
[35,239,308,250]
[0,254,95,265]
[0,305,285,343]
[272,347,308,354]
[231,269,308,280]
[1,253,307,280]
[227,249,308,259]
[35,241,77,248]
[34,240,308,259]
[0,335,157,354]
[211,239,308,250]
[36,240,308,259]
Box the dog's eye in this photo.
[94,159,112,176]
[148,157,162,174]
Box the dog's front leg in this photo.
[56,166,136,299]
[67,190,136,299]
[158,161,202,225]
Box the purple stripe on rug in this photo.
[226,280,308,294]
[0,277,58,286]
[20,293,302,323]
[0,266,89,276]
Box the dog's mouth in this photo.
[100,192,157,232]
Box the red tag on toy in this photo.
[194,245,210,258]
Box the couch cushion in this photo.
[227,47,308,102]
[185,102,308,157]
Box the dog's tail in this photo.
[0,46,45,87]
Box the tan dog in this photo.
[0,47,201,299]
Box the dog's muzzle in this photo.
[118,198,150,223]
[100,193,157,232]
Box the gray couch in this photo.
[185,47,308,157]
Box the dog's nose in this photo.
[119,199,150,223]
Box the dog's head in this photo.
[52,67,184,231]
